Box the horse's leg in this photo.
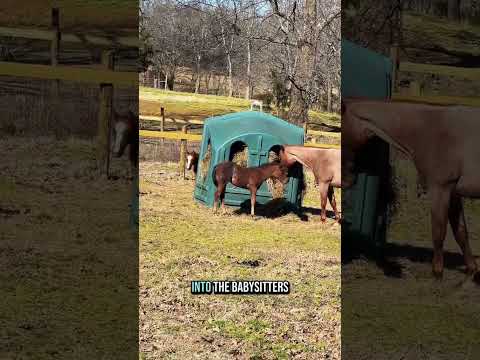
[221,190,227,214]
[214,183,224,213]
[448,193,477,274]
[327,186,340,222]
[430,185,453,278]
[318,182,329,222]
[250,186,257,216]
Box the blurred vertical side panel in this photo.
[0,1,139,358]
[342,0,480,358]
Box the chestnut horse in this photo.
[342,97,480,279]
[186,150,199,178]
[213,161,289,216]
[111,110,138,177]
[279,145,341,222]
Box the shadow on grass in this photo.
[232,199,340,223]
[343,234,471,279]
[233,199,308,221]
[301,206,338,219]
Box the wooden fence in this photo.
[0,26,138,48]
[139,110,341,139]
[140,129,340,148]
[389,46,480,106]
[139,106,340,178]
[0,8,138,177]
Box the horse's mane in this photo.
[257,161,286,170]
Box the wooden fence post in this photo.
[51,8,60,67]
[97,50,114,177]
[160,107,165,145]
[179,125,188,179]
[160,107,165,132]
[50,8,60,134]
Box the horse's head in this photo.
[112,111,135,158]
[186,151,198,171]
[272,163,289,184]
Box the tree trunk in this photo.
[167,69,175,90]
[288,88,309,125]
[245,40,252,100]
[227,53,233,97]
[448,0,461,20]
[194,54,201,94]
[205,72,211,94]
[327,78,332,113]
[287,0,316,125]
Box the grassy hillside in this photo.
[403,12,480,64]
[139,87,341,128]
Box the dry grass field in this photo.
[342,156,480,359]
[139,161,341,359]
[0,136,137,359]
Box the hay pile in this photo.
[266,150,285,199]
[231,147,248,167]
[199,143,211,181]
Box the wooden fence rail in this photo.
[140,130,202,141]
[140,114,341,138]
[399,61,480,81]
[140,114,204,125]
[389,46,480,107]
[0,61,138,86]
[139,129,340,149]
[0,26,138,48]
[392,93,480,107]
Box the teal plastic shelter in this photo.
[194,111,304,209]
[342,40,392,252]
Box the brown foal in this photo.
[213,161,289,215]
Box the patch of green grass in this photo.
[309,110,341,128]
[207,318,322,359]
[140,87,251,121]
[207,318,269,343]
